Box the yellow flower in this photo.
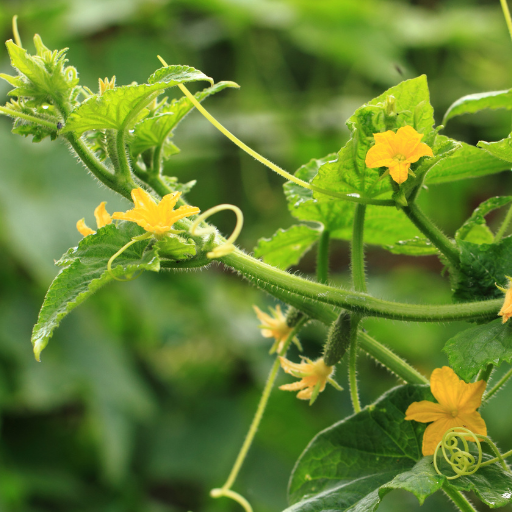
[365,125,433,185]
[253,305,302,354]
[279,356,342,405]
[99,76,116,95]
[76,202,112,237]
[405,366,487,456]
[112,188,200,236]
[497,276,512,323]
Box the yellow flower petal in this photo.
[76,218,95,237]
[457,411,487,437]
[499,285,512,323]
[394,125,424,156]
[279,381,308,391]
[457,379,486,413]
[388,162,409,184]
[94,201,112,229]
[365,141,395,169]
[422,416,461,456]
[404,140,434,164]
[405,400,446,423]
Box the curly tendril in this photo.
[189,204,244,259]
[107,232,152,282]
[433,427,509,480]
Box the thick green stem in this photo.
[482,366,512,404]
[221,250,500,322]
[476,364,493,383]
[351,203,367,293]
[116,128,132,180]
[348,314,362,413]
[215,317,308,493]
[358,331,428,384]
[316,230,330,284]
[495,202,512,242]
[64,133,135,200]
[402,203,460,268]
[443,485,478,512]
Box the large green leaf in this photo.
[31,222,160,361]
[130,81,238,158]
[424,141,510,184]
[479,135,512,164]
[254,225,320,270]
[452,236,512,303]
[311,76,434,201]
[444,319,512,382]
[287,384,512,512]
[63,66,214,135]
[455,196,512,243]
[443,89,512,125]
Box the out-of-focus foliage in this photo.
[1,0,512,511]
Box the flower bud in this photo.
[323,311,351,366]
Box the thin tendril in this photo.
[107,232,152,281]
[189,204,244,258]
[12,16,22,47]
[433,427,511,479]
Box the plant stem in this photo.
[348,314,362,413]
[116,128,132,180]
[316,230,330,284]
[358,331,428,384]
[351,204,367,293]
[0,106,58,129]
[476,364,493,383]
[443,485,478,512]
[221,250,501,322]
[402,203,460,268]
[482,366,512,403]
[177,83,394,206]
[495,202,512,242]
[501,0,512,43]
[216,317,308,493]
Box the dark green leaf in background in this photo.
[31,222,160,361]
[444,319,512,382]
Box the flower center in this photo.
[393,153,407,163]
[451,409,458,418]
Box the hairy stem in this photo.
[221,250,500,322]
[495,202,512,242]
[0,106,58,129]
[348,314,362,413]
[482,366,512,404]
[402,203,460,268]
[316,230,330,284]
[116,128,132,180]
[351,203,367,293]
[476,364,493,383]
[443,486,478,512]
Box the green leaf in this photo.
[154,235,196,260]
[254,225,320,270]
[31,222,160,361]
[479,135,512,164]
[4,37,79,105]
[452,236,512,302]
[287,385,438,512]
[444,319,512,382]
[385,237,439,256]
[148,64,213,87]
[312,76,434,201]
[443,89,512,125]
[284,156,426,248]
[456,196,512,243]
[424,141,510,184]
[130,81,238,158]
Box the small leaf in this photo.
[479,135,512,164]
[385,237,439,256]
[455,196,512,242]
[452,236,512,303]
[254,225,320,270]
[154,235,196,260]
[148,64,213,87]
[444,319,512,382]
[31,222,160,361]
[443,89,512,125]
[425,141,510,184]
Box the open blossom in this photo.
[253,305,301,354]
[76,202,112,237]
[497,276,512,323]
[405,366,487,456]
[279,356,342,405]
[365,125,433,185]
[113,188,200,236]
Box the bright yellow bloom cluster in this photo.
[253,305,302,354]
[112,188,200,236]
[497,276,512,323]
[365,125,433,185]
[76,202,112,237]
[279,356,342,405]
[405,366,487,456]
[99,76,116,95]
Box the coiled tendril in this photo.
[433,427,509,479]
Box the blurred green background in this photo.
[0,0,512,511]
